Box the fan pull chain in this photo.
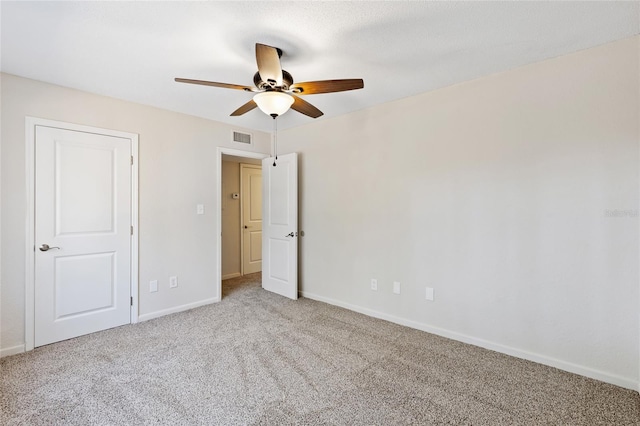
[272,114,278,167]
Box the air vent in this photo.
[232,131,252,145]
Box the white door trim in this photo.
[25,117,139,351]
[216,147,268,301]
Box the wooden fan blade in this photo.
[256,43,283,86]
[290,95,323,118]
[175,78,254,91]
[230,99,258,116]
[290,79,364,95]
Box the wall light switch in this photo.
[169,276,178,288]
[371,279,378,291]
[150,280,158,293]
[196,204,205,215]
[425,287,434,301]
[393,281,401,295]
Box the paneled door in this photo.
[261,153,298,300]
[34,125,132,347]
[241,164,262,275]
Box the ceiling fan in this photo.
[175,43,364,119]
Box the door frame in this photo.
[24,117,139,352]
[240,163,262,276]
[216,148,268,301]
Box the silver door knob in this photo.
[39,244,60,252]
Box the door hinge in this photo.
[131,296,133,306]
[131,155,134,165]
[131,225,133,235]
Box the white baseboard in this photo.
[1,344,26,358]
[222,272,241,280]
[300,291,638,392]
[138,297,220,322]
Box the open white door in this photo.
[262,153,298,300]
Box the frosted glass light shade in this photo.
[253,91,294,116]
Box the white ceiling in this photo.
[1,1,638,132]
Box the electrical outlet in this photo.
[393,281,401,295]
[169,276,178,288]
[371,279,378,291]
[196,204,205,215]
[150,280,158,293]
[425,287,434,301]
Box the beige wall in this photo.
[221,160,241,278]
[0,73,270,352]
[280,36,640,389]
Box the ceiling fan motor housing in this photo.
[254,70,294,91]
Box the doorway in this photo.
[216,148,298,301]
[216,148,268,300]
[220,155,262,280]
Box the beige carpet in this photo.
[1,273,639,425]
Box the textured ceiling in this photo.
[1,1,638,132]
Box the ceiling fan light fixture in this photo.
[253,91,294,117]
